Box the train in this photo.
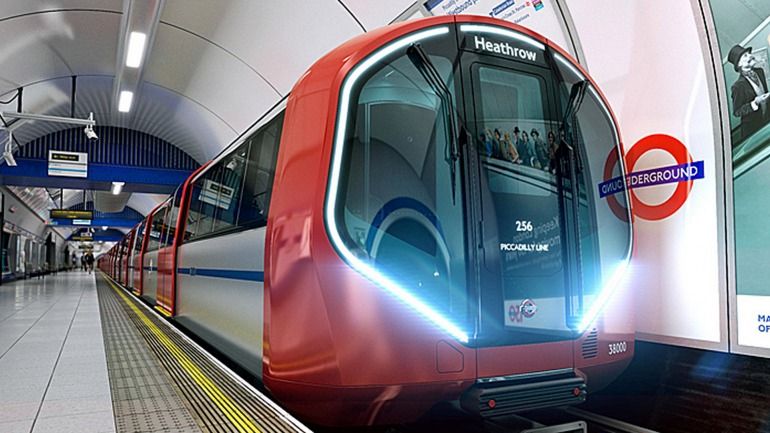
[99,15,635,427]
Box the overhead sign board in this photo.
[72,235,93,242]
[50,209,94,220]
[48,150,88,178]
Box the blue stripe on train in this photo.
[177,268,264,282]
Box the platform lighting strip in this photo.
[118,91,134,113]
[459,24,546,51]
[111,181,125,195]
[326,26,470,344]
[126,31,147,68]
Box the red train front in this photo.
[264,15,634,426]
[99,15,635,427]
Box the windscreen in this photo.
[331,29,471,338]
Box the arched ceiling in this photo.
[0,0,417,164]
[0,0,420,224]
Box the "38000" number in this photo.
[608,341,627,356]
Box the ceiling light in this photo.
[102,226,109,231]
[111,181,125,195]
[125,31,147,68]
[118,91,133,113]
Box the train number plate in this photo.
[608,341,627,356]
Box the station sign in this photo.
[48,150,88,178]
[72,235,93,242]
[50,209,93,220]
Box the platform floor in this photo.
[0,271,115,433]
[0,271,310,433]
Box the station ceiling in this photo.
[0,0,417,222]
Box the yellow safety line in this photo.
[154,305,173,317]
[102,273,262,433]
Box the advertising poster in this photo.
[424,0,574,57]
[708,1,770,351]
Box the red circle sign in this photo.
[604,134,695,221]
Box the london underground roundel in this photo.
[600,134,704,221]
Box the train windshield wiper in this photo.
[562,80,588,127]
[407,43,460,205]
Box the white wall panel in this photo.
[160,0,363,94]
[569,1,726,349]
[0,0,122,21]
[340,0,417,30]
[144,24,277,147]
[0,11,120,94]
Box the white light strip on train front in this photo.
[554,52,584,81]
[577,85,633,333]
[459,24,546,51]
[578,260,629,332]
[326,26,470,344]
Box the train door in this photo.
[143,203,169,304]
[458,31,577,377]
[157,187,182,316]
[132,221,146,294]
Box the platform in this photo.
[0,271,311,433]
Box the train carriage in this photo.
[101,15,634,427]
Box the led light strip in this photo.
[325,26,469,344]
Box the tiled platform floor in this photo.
[0,271,115,433]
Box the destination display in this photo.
[48,150,88,178]
[50,209,94,220]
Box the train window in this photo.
[472,64,566,314]
[333,42,470,327]
[183,111,284,244]
[134,221,145,252]
[236,111,283,228]
[553,60,632,320]
[211,143,248,233]
[185,182,205,241]
[146,204,169,252]
[163,187,183,248]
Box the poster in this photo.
[709,1,770,351]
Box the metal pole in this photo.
[0,111,95,126]
[70,76,76,118]
[0,192,4,287]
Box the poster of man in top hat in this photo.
[729,44,770,142]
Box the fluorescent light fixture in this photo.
[459,24,546,51]
[324,26,470,343]
[125,31,147,68]
[118,91,134,113]
[111,181,125,195]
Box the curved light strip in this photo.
[325,26,469,344]
[577,260,629,332]
[459,24,546,51]
[576,86,633,333]
[554,52,584,82]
